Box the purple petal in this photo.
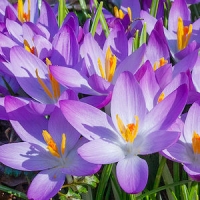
[143,84,188,133]
[60,100,118,140]
[139,130,180,154]
[27,168,65,200]
[78,138,125,164]
[113,44,146,82]
[48,107,80,152]
[51,25,79,66]
[184,101,200,143]
[62,138,101,175]
[50,65,95,95]
[111,71,146,130]
[37,0,58,40]
[0,142,58,171]
[168,0,190,32]
[162,141,194,164]
[5,96,48,144]
[116,156,148,194]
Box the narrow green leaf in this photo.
[78,0,90,18]
[181,185,189,200]
[96,164,113,200]
[0,184,27,199]
[90,2,103,36]
[93,0,110,37]
[151,156,167,199]
[137,180,192,199]
[58,0,66,27]
[173,162,180,199]
[150,0,159,18]
[189,182,199,200]
[133,30,139,50]
[139,22,147,46]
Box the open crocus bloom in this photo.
[0,97,100,200]
[60,71,188,193]
[162,101,200,181]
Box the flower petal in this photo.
[27,168,65,200]
[0,142,58,171]
[78,138,125,164]
[111,71,146,129]
[62,138,101,176]
[116,156,148,194]
[60,100,118,141]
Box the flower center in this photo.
[24,39,35,54]
[42,130,66,158]
[177,17,192,51]
[192,131,200,154]
[18,0,31,22]
[97,47,117,82]
[113,6,132,21]
[116,115,139,143]
[158,92,165,103]
[35,58,61,101]
[153,57,168,71]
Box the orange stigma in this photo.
[153,57,168,71]
[42,130,66,158]
[97,47,117,82]
[192,131,200,154]
[177,17,192,50]
[18,0,31,22]
[116,115,139,143]
[35,58,61,101]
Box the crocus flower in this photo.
[140,0,200,60]
[162,101,200,181]
[0,96,100,200]
[60,71,188,193]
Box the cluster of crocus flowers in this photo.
[0,0,200,199]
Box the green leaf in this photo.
[150,0,159,18]
[137,180,192,200]
[96,164,113,200]
[0,184,27,200]
[90,2,103,36]
[139,22,147,46]
[58,0,66,27]
[181,184,189,200]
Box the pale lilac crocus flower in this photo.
[162,101,200,181]
[60,71,188,193]
[0,96,100,200]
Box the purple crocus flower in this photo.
[140,0,200,60]
[162,101,200,181]
[0,96,100,200]
[60,71,188,193]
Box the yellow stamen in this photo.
[97,47,117,82]
[192,131,200,154]
[127,7,132,22]
[119,9,124,19]
[97,58,105,79]
[42,130,60,158]
[24,39,35,54]
[46,58,61,100]
[158,92,165,103]
[18,0,31,22]
[35,59,61,101]
[153,57,168,71]
[116,115,139,143]
[113,6,132,21]
[177,17,193,50]
[35,69,53,99]
[114,6,119,18]
[61,133,66,155]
